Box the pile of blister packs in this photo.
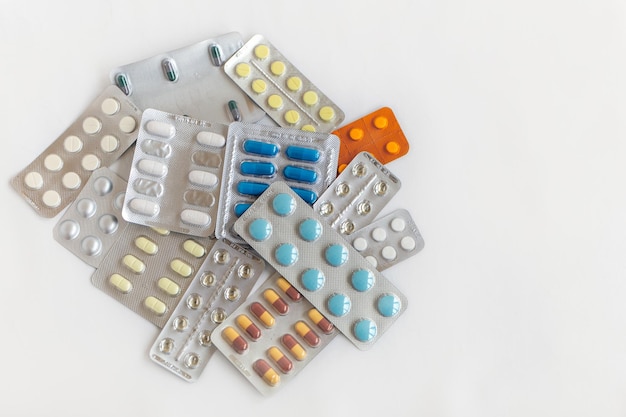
[10,32,424,395]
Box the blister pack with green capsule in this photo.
[110,32,265,125]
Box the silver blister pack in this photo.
[215,121,339,244]
[122,108,229,237]
[349,209,425,271]
[233,181,408,350]
[313,151,401,236]
[10,85,142,218]
[224,34,345,133]
[213,270,338,395]
[110,32,265,125]
[91,224,214,327]
[53,167,129,267]
[149,238,264,382]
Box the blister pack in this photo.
[233,181,407,350]
[313,151,401,236]
[224,34,345,133]
[213,270,338,395]
[349,209,424,271]
[53,167,129,267]
[122,108,229,237]
[215,122,339,243]
[149,238,264,382]
[10,85,142,218]
[91,224,214,327]
[110,32,265,125]
[333,107,409,171]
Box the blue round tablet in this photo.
[351,269,375,292]
[299,218,322,242]
[327,293,351,317]
[353,319,377,342]
[272,193,296,216]
[301,268,325,292]
[248,218,272,241]
[275,243,299,266]
[325,244,348,267]
[377,294,402,317]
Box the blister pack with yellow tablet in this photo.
[110,32,265,125]
[150,238,264,382]
[10,85,142,218]
[224,34,345,133]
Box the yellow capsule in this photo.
[109,273,132,293]
[157,277,180,296]
[183,239,205,258]
[170,259,192,277]
[122,254,145,274]
[144,296,167,316]
[134,236,158,255]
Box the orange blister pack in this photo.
[333,107,409,171]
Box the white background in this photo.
[1,1,625,416]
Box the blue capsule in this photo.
[327,293,351,317]
[237,181,269,196]
[243,140,279,157]
[283,166,317,183]
[351,269,375,292]
[285,145,320,162]
[301,268,325,292]
[249,218,272,241]
[275,243,299,266]
[272,193,296,216]
[234,203,252,216]
[290,187,317,204]
[325,244,349,267]
[241,161,276,177]
[353,319,377,342]
[298,218,322,242]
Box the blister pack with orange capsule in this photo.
[212,270,338,395]
[333,107,409,171]
[149,238,264,382]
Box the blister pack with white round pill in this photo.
[233,181,407,350]
[110,32,265,125]
[212,270,338,396]
[91,224,214,328]
[10,85,142,218]
[215,121,339,244]
[349,209,425,271]
[122,108,229,237]
[53,167,129,267]
[149,238,264,382]
[313,151,401,236]
[224,34,345,133]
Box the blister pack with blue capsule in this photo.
[233,181,407,350]
[215,121,339,244]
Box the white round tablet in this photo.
[400,236,417,251]
[371,227,387,242]
[119,116,137,133]
[42,190,61,207]
[81,154,101,171]
[63,135,83,153]
[390,217,406,232]
[381,246,397,261]
[44,154,63,172]
[101,97,120,115]
[62,172,81,189]
[82,116,102,134]
[24,171,43,190]
[100,135,119,153]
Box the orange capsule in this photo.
[263,288,289,315]
[253,359,280,387]
[236,314,261,340]
[250,301,275,328]
[222,326,248,354]
[268,346,293,374]
[281,334,306,361]
[276,277,302,302]
[308,308,334,334]
[295,321,320,347]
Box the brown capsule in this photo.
[263,288,289,315]
[222,326,248,354]
[276,277,302,302]
[236,314,261,340]
[268,346,293,374]
[307,308,335,334]
[253,359,280,387]
[295,321,320,347]
[250,301,275,328]
[281,333,306,361]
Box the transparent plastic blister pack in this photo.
[149,238,264,382]
[213,270,338,395]
[10,85,142,218]
[313,151,401,236]
[122,109,229,237]
[215,121,339,244]
[349,209,425,271]
[53,167,129,267]
[233,181,407,350]
[91,224,214,328]
[224,34,345,133]
[110,32,265,125]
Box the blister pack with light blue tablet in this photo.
[233,181,407,350]
[110,32,265,125]
[215,121,339,244]
[122,109,229,237]
[150,238,264,382]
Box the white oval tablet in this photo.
[44,154,63,172]
[196,131,225,147]
[137,159,167,177]
[24,171,43,189]
[180,209,210,226]
[100,135,119,153]
[62,172,81,189]
[119,116,137,133]
[83,116,102,134]
[129,198,159,216]
[188,170,218,187]
[145,120,175,138]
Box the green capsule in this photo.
[228,100,241,121]
[209,44,223,66]
[115,73,132,95]
[161,59,178,82]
